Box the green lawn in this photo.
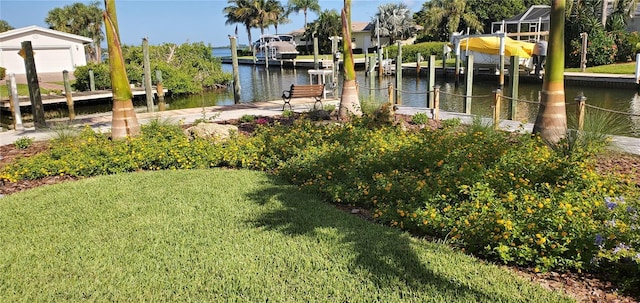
[0,169,573,302]
[0,84,50,99]
[564,61,636,74]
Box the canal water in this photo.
[25,48,640,137]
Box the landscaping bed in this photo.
[0,116,640,302]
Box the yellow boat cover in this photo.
[458,36,534,58]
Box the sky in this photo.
[0,0,421,47]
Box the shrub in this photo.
[73,63,111,91]
[411,112,429,125]
[0,66,5,80]
[385,42,447,62]
[13,136,34,149]
[239,114,256,123]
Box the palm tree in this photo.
[338,0,362,120]
[532,0,567,144]
[254,0,285,34]
[104,0,140,138]
[305,9,341,53]
[224,0,257,46]
[287,0,320,29]
[373,3,417,44]
[414,0,482,41]
[0,19,14,33]
[607,0,640,30]
[45,1,103,63]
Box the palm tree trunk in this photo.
[533,0,567,144]
[104,0,140,139]
[338,0,362,120]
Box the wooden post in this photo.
[454,51,460,86]
[6,78,16,130]
[388,83,394,104]
[442,44,448,79]
[89,69,95,91]
[395,41,402,105]
[143,38,154,113]
[580,33,588,72]
[313,36,319,70]
[368,55,376,76]
[8,73,23,130]
[499,35,505,89]
[63,70,75,120]
[21,41,46,129]
[416,52,421,75]
[378,47,384,77]
[428,55,435,108]
[508,56,519,120]
[433,85,440,121]
[230,36,241,104]
[156,70,166,111]
[364,48,369,73]
[464,54,474,114]
[576,94,586,131]
[493,89,502,130]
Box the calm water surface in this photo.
[31,50,640,137]
[164,63,640,137]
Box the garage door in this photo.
[33,48,73,73]
[0,46,73,75]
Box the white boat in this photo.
[253,34,299,60]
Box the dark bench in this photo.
[281,84,324,110]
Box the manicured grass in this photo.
[0,169,572,302]
[0,84,50,98]
[564,62,636,74]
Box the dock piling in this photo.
[7,74,23,130]
[508,56,519,120]
[493,89,502,130]
[143,38,154,113]
[89,69,95,91]
[21,41,46,129]
[156,70,166,111]
[464,55,474,114]
[63,70,76,120]
[428,55,435,108]
[576,94,587,131]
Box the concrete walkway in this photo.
[1,98,639,155]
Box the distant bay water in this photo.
[14,47,637,136]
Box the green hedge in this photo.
[385,42,448,62]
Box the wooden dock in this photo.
[0,88,168,108]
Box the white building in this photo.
[0,25,92,75]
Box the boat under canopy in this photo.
[452,34,536,71]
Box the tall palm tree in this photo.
[287,0,320,29]
[533,0,567,144]
[373,3,417,44]
[104,0,140,138]
[607,0,640,30]
[338,0,362,120]
[305,9,341,53]
[45,1,103,63]
[414,0,482,41]
[224,0,257,46]
[254,0,285,34]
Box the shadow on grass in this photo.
[244,176,518,302]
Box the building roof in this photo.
[504,5,550,23]
[0,25,93,43]
[287,21,374,37]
